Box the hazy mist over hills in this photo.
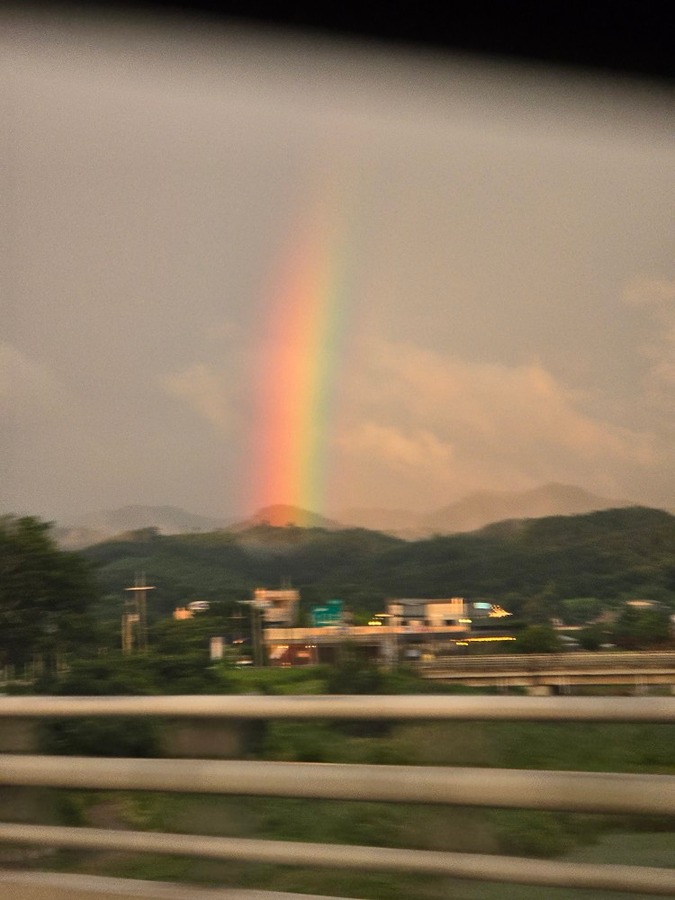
[54,506,231,549]
[338,482,632,536]
[416,483,636,536]
[52,482,651,548]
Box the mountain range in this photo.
[52,483,646,549]
[80,505,675,621]
[339,483,637,537]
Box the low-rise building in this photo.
[263,595,513,665]
[387,597,509,630]
[251,587,299,627]
[388,597,468,630]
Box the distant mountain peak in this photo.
[338,483,641,538]
[420,483,634,534]
[52,484,654,550]
[230,504,343,531]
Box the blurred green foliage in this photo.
[0,515,99,672]
[79,507,675,631]
[514,624,562,653]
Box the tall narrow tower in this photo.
[122,573,155,653]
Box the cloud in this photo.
[0,343,73,420]
[332,338,658,507]
[161,363,234,435]
[342,422,455,473]
[624,277,675,410]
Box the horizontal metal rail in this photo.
[3,755,675,815]
[1,824,674,896]
[1,694,674,721]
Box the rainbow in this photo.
[246,181,354,517]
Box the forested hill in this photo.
[82,507,675,620]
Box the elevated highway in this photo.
[418,650,675,692]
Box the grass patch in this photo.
[483,721,675,773]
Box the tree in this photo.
[612,604,670,649]
[577,623,606,650]
[0,515,98,677]
[515,625,562,654]
[521,582,559,625]
[561,597,603,626]
[40,654,160,756]
[325,643,385,694]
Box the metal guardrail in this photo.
[1,693,674,721]
[1,695,674,897]
[2,824,675,896]
[3,755,674,814]
[417,651,675,689]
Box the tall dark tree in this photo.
[612,604,671,649]
[0,516,98,676]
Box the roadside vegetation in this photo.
[2,512,674,898]
[21,660,673,899]
[38,711,675,899]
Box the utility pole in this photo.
[123,573,155,653]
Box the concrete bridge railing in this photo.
[417,650,675,691]
[419,650,675,671]
[0,694,674,897]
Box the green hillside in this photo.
[81,507,675,622]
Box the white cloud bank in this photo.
[331,338,658,509]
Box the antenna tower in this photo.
[122,572,155,653]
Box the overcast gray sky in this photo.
[2,8,674,523]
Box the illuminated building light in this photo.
[489,605,513,618]
[465,635,516,643]
[173,607,193,620]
